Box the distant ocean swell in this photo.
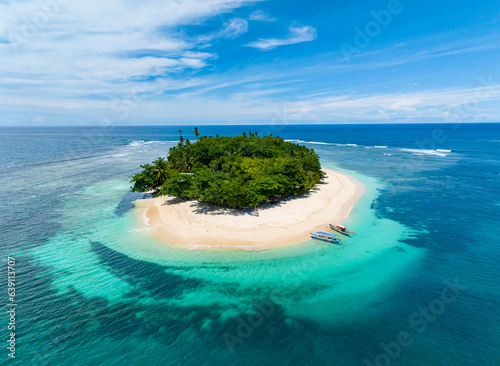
[285,139,453,156]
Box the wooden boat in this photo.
[329,224,355,236]
[310,232,341,243]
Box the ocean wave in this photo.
[127,140,167,147]
[399,148,451,157]
[334,143,359,147]
[306,141,330,145]
[128,140,144,147]
[142,208,151,227]
[286,139,368,147]
[285,139,331,145]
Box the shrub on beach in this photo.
[131,129,325,209]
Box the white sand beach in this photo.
[134,168,364,250]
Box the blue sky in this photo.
[0,0,499,125]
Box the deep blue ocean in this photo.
[1,124,499,366]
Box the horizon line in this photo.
[2,121,500,128]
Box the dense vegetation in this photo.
[131,129,325,208]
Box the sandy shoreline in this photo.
[134,168,364,250]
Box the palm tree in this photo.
[152,157,169,188]
[194,127,199,142]
[178,129,184,145]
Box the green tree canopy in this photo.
[131,131,325,209]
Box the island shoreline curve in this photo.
[134,168,364,250]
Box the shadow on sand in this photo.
[157,181,327,216]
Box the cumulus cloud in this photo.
[247,25,317,50]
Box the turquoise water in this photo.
[1,124,499,365]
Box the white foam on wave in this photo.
[287,139,372,147]
[305,141,330,145]
[436,149,452,152]
[142,208,151,227]
[128,140,166,147]
[399,148,451,157]
[334,143,359,147]
[128,140,144,147]
[285,139,331,145]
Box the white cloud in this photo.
[4,74,499,124]
[247,25,317,50]
[198,17,249,43]
[301,84,500,122]
[182,51,217,59]
[0,0,256,105]
[219,18,249,39]
[248,10,276,22]
[1,1,498,125]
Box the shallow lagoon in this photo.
[1,124,499,365]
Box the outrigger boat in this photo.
[329,224,355,236]
[310,231,341,243]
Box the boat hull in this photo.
[329,225,351,236]
[330,229,350,236]
[310,234,341,243]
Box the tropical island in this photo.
[132,129,364,250]
[131,129,325,208]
